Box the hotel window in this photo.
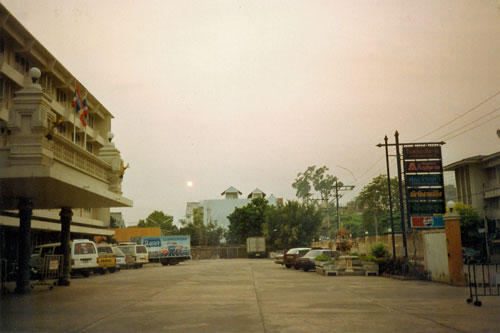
[57,122,66,136]
[56,88,67,103]
[0,38,4,53]
[40,72,53,93]
[75,133,81,143]
[86,142,92,153]
[14,53,29,73]
[88,114,94,128]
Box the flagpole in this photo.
[73,110,76,142]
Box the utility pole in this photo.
[332,180,355,229]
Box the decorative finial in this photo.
[107,132,114,142]
[29,67,41,84]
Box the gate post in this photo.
[444,202,465,286]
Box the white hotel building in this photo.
[0,3,132,292]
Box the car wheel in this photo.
[82,270,90,278]
[285,264,292,269]
[303,267,309,272]
[109,267,116,273]
[294,266,300,270]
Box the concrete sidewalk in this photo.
[1,259,499,332]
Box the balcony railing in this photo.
[53,135,109,182]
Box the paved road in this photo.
[1,259,499,332]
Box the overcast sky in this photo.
[4,0,500,225]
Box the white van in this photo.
[31,239,99,277]
[118,243,149,268]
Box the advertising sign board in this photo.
[404,161,442,173]
[407,174,443,187]
[408,202,445,215]
[403,146,441,159]
[407,188,444,200]
[410,216,444,228]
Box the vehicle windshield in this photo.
[97,246,113,254]
[304,250,321,258]
[298,249,310,255]
[286,249,298,254]
[74,242,96,255]
[112,247,125,257]
[119,246,134,255]
[136,246,147,253]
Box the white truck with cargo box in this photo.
[137,236,191,266]
[246,237,266,258]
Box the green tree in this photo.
[110,215,119,229]
[292,166,340,204]
[356,174,400,235]
[227,198,269,244]
[454,202,482,249]
[137,210,179,236]
[263,200,322,250]
[179,207,226,246]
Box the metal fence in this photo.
[191,246,248,260]
[34,255,63,290]
[466,263,500,307]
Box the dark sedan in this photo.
[294,249,338,271]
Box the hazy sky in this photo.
[4,0,500,225]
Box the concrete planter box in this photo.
[362,262,379,276]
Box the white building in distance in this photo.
[186,187,280,229]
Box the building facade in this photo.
[444,152,500,221]
[186,187,279,229]
[0,3,132,292]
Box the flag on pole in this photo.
[72,83,83,113]
[80,98,89,127]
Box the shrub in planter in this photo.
[315,254,332,262]
[361,255,377,262]
[371,243,389,258]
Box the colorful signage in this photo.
[403,146,442,159]
[404,161,442,173]
[408,202,445,215]
[407,174,443,187]
[410,216,445,228]
[407,188,444,200]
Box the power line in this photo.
[432,105,500,142]
[440,113,500,142]
[412,89,500,142]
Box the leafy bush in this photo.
[371,243,389,258]
[360,255,377,262]
[315,254,331,261]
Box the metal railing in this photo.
[33,255,63,290]
[466,263,500,307]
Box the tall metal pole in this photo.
[384,135,397,261]
[335,180,340,229]
[395,131,408,258]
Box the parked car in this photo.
[118,244,149,268]
[283,248,311,269]
[111,246,128,269]
[31,239,99,277]
[462,247,481,263]
[96,244,118,274]
[294,249,338,272]
[274,253,284,265]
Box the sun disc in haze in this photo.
[187,181,193,187]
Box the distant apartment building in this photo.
[185,187,280,228]
[0,3,132,291]
[444,151,500,221]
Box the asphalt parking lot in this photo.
[1,259,499,332]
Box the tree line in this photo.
[130,164,484,251]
